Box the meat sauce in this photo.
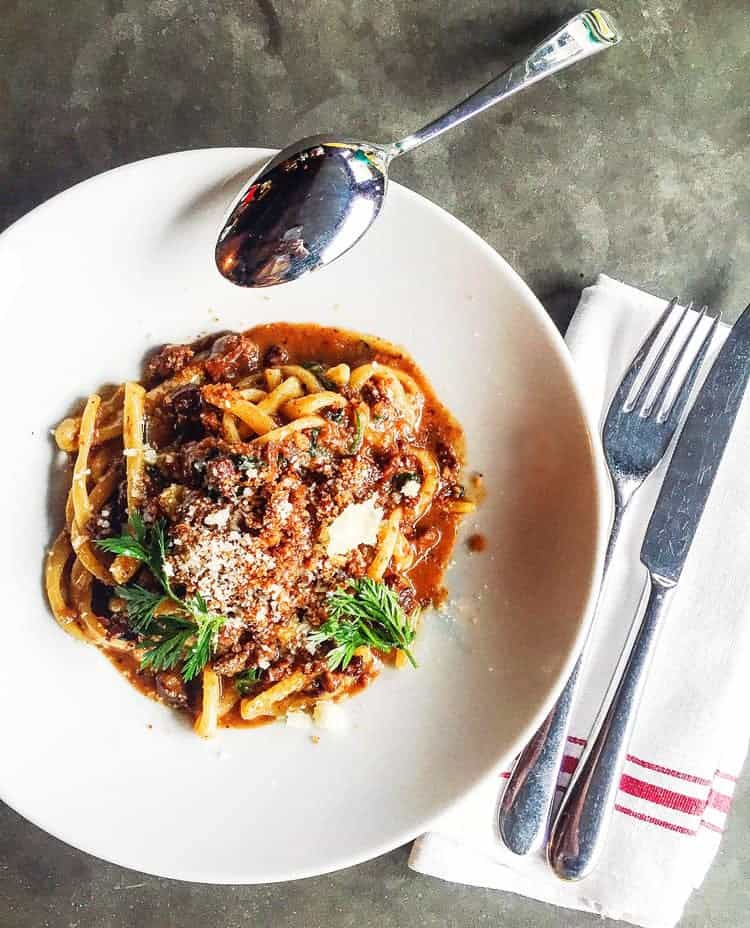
[100,323,469,727]
[245,323,467,600]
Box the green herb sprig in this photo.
[303,361,337,391]
[348,410,364,455]
[308,427,322,458]
[308,577,418,671]
[98,514,227,681]
[234,667,261,695]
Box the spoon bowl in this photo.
[216,137,390,287]
[216,10,621,288]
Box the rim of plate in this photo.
[0,148,609,882]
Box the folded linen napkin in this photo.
[409,275,749,928]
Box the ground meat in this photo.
[319,671,338,693]
[263,344,288,367]
[265,656,294,683]
[199,408,222,436]
[205,333,260,383]
[204,456,240,498]
[87,475,126,540]
[435,440,458,473]
[361,381,382,405]
[216,622,244,654]
[91,581,137,640]
[212,642,254,676]
[167,384,204,439]
[144,344,195,387]
[345,655,365,678]
[395,583,418,615]
[157,440,209,486]
[155,671,188,707]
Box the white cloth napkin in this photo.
[409,275,750,928]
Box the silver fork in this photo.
[498,298,720,856]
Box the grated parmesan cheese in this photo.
[400,478,421,499]
[203,508,230,528]
[325,496,383,556]
[276,499,293,521]
[286,709,312,729]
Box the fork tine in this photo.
[614,298,678,412]
[629,300,692,413]
[659,309,721,425]
[645,305,707,418]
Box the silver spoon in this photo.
[216,9,621,288]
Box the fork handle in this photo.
[547,574,675,880]
[498,499,626,855]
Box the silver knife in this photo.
[548,303,750,881]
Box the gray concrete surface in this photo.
[2,1,749,925]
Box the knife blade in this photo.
[642,302,750,581]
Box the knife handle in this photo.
[547,574,675,880]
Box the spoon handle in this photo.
[389,9,621,158]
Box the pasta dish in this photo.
[46,324,474,736]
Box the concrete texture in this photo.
[2,1,749,925]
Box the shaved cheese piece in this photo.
[286,709,312,729]
[325,496,383,557]
[313,701,349,732]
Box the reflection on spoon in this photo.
[217,142,387,286]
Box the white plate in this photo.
[0,149,606,883]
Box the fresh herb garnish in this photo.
[139,615,196,674]
[97,515,227,681]
[97,511,153,561]
[348,410,364,455]
[235,454,262,473]
[308,427,322,457]
[308,577,417,671]
[327,407,345,423]
[393,471,419,491]
[113,584,168,634]
[234,667,261,694]
[303,361,336,390]
[181,596,227,681]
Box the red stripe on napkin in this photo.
[566,736,715,786]
[614,804,697,836]
[619,774,705,815]
[715,770,738,783]
[708,790,732,814]
[625,755,712,786]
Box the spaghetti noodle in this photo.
[46,323,474,736]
